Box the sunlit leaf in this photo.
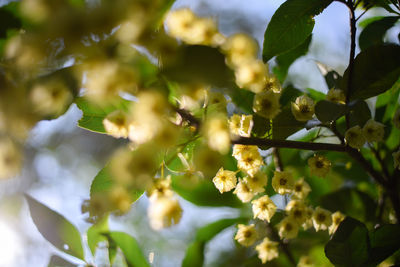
[87,215,109,256]
[106,232,150,267]
[25,195,84,260]
[262,0,332,61]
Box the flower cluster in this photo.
[345,119,385,149]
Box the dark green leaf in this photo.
[171,175,242,208]
[315,100,347,123]
[340,44,400,100]
[325,217,370,266]
[182,241,204,267]
[75,97,132,134]
[320,188,377,222]
[0,3,21,38]
[90,166,143,201]
[47,255,76,267]
[252,114,271,138]
[162,45,234,88]
[262,0,332,61]
[87,216,109,256]
[228,86,254,114]
[315,61,342,89]
[368,224,400,265]
[272,107,305,140]
[195,218,247,242]
[273,34,312,82]
[348,100,371,127]
[25,195,84,260]
[359,16,399,51]
[106,232,150,267]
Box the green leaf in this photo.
[162,45,234,88]
[348,100,371,127]
[171,175,242,208]
[320,188,377,222]
[87,216,109,256]
[75,97,132,134]
[340,44,400,100]
[106,232,150,267]
[325,217,370,267]
[273,34,312,82]
[367,224,400,265]
[0,3,21,38]
[279,85,303,107]
[252,114,272,138]
[262,0,332,61]
[315,100,347,123]
[272,107,305,140]
[195,218,247,242]
[359,16,399,51]
[25,195,84,260]
[228,86,254,114]
[90,166,143,201]
[47,255,76,267]
[306,88,326,101]
[182,241,204,267]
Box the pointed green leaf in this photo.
[367,224,400,265]
[106,232,150,267]
[25,195,84,260]
[87,216,109,256]
[325,217,370,266]
[340,44,400,100]
[274,34,312,82]
[359,16,399,51]
[262,0,332,61]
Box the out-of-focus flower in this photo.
[292,178,311,199]
[345,125,366,149]
[285,200,308,225]
[253,90,281,119]
[272,171,294,195]
[362,119,385,143]
[297,256,315,267]
[204,114,230,154]
[221,33,258,67]
[244,171,268,194]
[0,137,22,179]
[308,154,331,177]
[236,149,264,177]
[235,60,268,93]
[148,197,182,230]
[291,95,315,122]
[103,110,130,139]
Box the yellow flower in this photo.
[264,75,282,93]
[277,216,299,239]
[393,149,400,170]
[0,137,22,179]
[232,144,259,161]
[308,154,331,177]
[235,224,257,247]
[204,114,231,154]
[235,60,268,93]
[212,167,237,193]
[234,179,255,203]
[252,195,277,222]
[345,126,366,149]
[393,109,400,129]
[236,149,264,177]
[362,119,385,143]
[326,88,345,104]
[221,33,258,67]
[206,91,227,113]
[297,256,315,267]
[302,206,314,230]
[244,171,268,193]
[148,197,182,230]
[291,95,315,121]
[255,237,279,263]
[165,8,196,40]
[253,90,281,119]
[285,200,308,225]
[103,110,130,139]
[229,114,253,138]
[147,176,174,201]
[312,206,332,231]
[293,178,311,199]
[272,171,295,195]
[329,211,345,235]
